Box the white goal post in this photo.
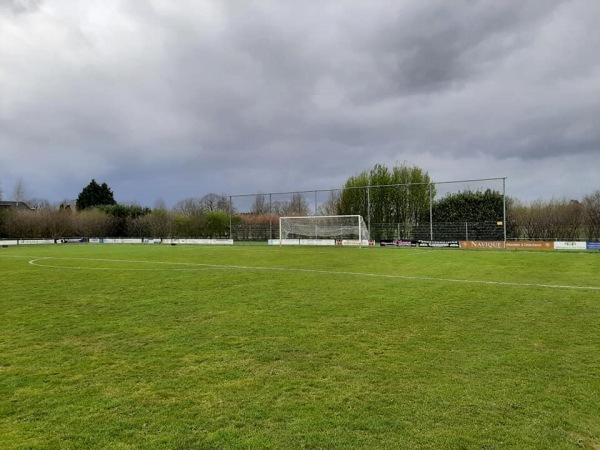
[278,215,370,246]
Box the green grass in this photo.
[1,244,599,449]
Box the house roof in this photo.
[0,201,35,210]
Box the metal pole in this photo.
[465,222,468,241]
[429,183,433,241]
[367,187,371,233]
[503,178,507,249]
[229,196,233,240]
[269,193,272,240]
[314,190,317,216]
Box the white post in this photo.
[358,215,362,248]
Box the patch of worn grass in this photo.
[1,245,599,449]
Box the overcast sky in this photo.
[1,0,599,208]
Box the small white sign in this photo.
[554,241,586,250]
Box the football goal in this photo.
[278,215,370,246]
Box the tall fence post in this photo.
[429,183,434,241]
[367,186,371,233]
[269,193,273,240]
[503,177,507,249]
[229,196,233,239]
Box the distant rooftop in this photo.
[0,201,35,210]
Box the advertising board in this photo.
[269,239,299,245]
[380,240,416,247]
[460,241,505,249]
[586,241,600,250]
[269,239,336,246]
[339,240,372,246]
[164,238,233,245]
[55,238,84,244]
[505,241,553,250]
[554,241,587,250]
[300,239,336,246]
[418,240,460,248]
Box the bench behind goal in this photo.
[278,215,371,246]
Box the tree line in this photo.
[1,169,599,241]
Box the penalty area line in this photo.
[26,256,600,292]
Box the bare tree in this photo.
[318,191,341,215]
[270,201,286,216]
[173,197,204,216]
[74,210,111,237]
[509,198,586,240]
[281,193,310,216]
[13,177,28,204]
[583,189,600,240]
[139,209,173,237]
[200,193,232,213]
[562,200,584,240]
[251,194,270,215]
[153,198,168,211]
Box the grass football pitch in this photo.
[1,244,599,449]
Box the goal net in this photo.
[278,215,370,246]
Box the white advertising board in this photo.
[98,238,144,244]
[269,239,336,246]
[554,241,587,250]
[299,239,336,246]
[337,240,371,246]
[162,238,233,245]
[21,239,56,245]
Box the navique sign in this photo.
[460,241,555,250]
[461,241,505,249]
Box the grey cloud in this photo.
[0,0,42,14]
[1,0,598,206]
[299,1,563,104]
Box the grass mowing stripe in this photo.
[24,255,600,292]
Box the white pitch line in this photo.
[27,258,220,272]
[22,256,600,292]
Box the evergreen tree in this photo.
[76,179,117,210]
[432,189,504,223]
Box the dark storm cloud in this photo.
[1,0,598,205]
[358,2,555,95]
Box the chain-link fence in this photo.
[228,177,507,242]
[228,221,505,242]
